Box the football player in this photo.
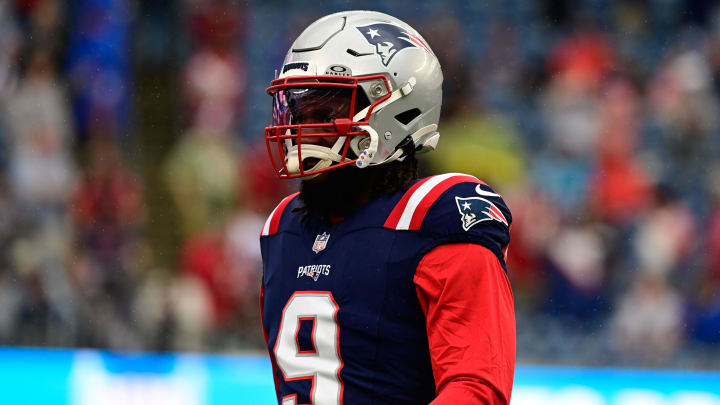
[260,10,515,405]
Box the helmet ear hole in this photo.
[394,108,422,125]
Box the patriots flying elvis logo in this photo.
[355,23,431,66]
[455,196,508,231]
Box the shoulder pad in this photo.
[384,173,511,259]
[385,173,488,230]
[260,192,300,236]
[422,179,511,235]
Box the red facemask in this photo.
[265,74,391,179]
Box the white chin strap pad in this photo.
[285,143,343,174]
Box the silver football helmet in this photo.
[265,10,443,179]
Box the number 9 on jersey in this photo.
[274,292,343,405]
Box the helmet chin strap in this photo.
[388,123,439,162]
[355,123,438,168]
[285,144,342,172]
[284,130,348,178]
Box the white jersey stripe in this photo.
[395,173,471,230]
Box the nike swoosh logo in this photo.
[475,184,501,197]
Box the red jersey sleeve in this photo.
[414,243,516,405]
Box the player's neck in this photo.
[297,155,419,223]
[298,166,378,222]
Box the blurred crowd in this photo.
[1,0,720,368]
[0,0,290,352]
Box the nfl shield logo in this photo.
[312,232,330,253]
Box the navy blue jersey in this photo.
[260,173,511,405]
